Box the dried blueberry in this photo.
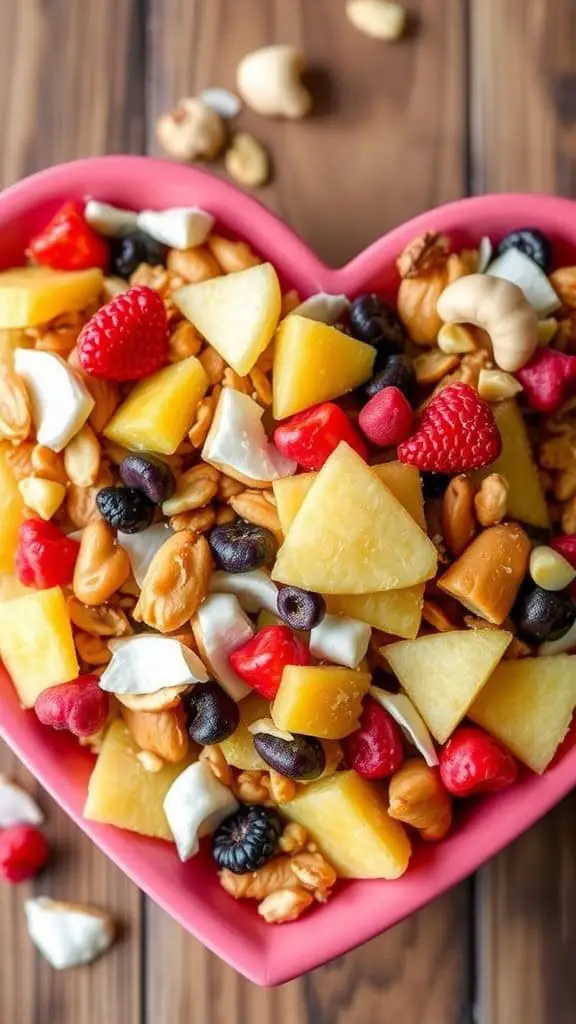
[208,519,278,573]
[514,585,575,644]
[277,586,326,631]
[212,806,282,874]
[96,486,155,533]
[110,230,166,280]
[119,453,176,505]
[254,731,326,781]
[349,294,406,354]
[183,681,239,745]
[362,353,416,404]
[495,228,552,273]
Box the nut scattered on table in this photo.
[225,132,270,188]
[236,44,312,119]
[346,1,408,41]
[156,97,226,162]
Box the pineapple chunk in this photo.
[283,770,411,879]
[104,356,208,454]
[219,694,270,771]
[469,656,576,773]
[84,720,193,839]
[473,400,549,528]
[0,446,25,572]
[272,665,371,739]
[0,267,103,329]
[273,315,375,419]
[0,574,31,602]
[273,473,316,534]
[383,629,512,743]
[18,478,66,521]
[173,263,281,376]
[0,587,79,708]
[272,444,437,594]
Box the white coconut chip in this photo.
[24,897,115,970]
[369,686,439,767]
[0,775,44,828]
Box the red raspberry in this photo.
[439,726,518,796]
[398,382,502,472]
[342,695,404,779]
[77,285,168,381]
[358,386,414,447]
[28,200,109,272]
[15,519,80,590]
[0,824,50,884]
[551,534,576,569]
[229,626,310,700]
[35,675,109,738]
[516,348,576,414]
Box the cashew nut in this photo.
[437,273,538,372]
[236,45,312,119]
[156,98,226,162]
[346,1,407,41]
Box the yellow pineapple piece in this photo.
[0,446,25,572]
[18,478,66,520]
[470,656,576,773]
[0,574,31,602]
[104,356,208,454]
[272,444,437,594]
[283,770,411,879]
[0,267,103,329]
[473,400,549,528]
[272,315,376,419]
[84,720,193,839]
[174,263,281,376]
[383,629,512,743]
[272,665,371,739]
[219,694,270,771]
[0,587,79,708]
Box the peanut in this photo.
[0,364,32,442]
[388,758,453,841]
[168,320,203,362]
[207,235,260,274]
[258,888,314,923]
[75,632,112,667]
[67,596,132,637]
[162,463,220,516]
[73,519,131,606]
[199,346,225,386]
[121,705,189,762]
[474,473,509,527]
[167,245,221,283]
[199,745,234,788]
[30,444,67,484]
[169,507,216,534]
[441,475,476,557]
[64,423,101,487]
[134,530,212,633]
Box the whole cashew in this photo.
[236,45,312,119]
[437,274,538,373]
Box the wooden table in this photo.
[0,2,574,1021]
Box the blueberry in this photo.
[349,294,406,354]
[96,486,155,533]
[514,585,575,644]
[495,228,552,273]
[119,453,176,505]
[208,520,278,573]
[253,732,326,781]
[110,230,166,280]
[183,681,239,745]
[212,806,282,874]
[277,586,326,631]
[362,353,416,404]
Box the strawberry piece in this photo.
[516,348,576,414]
[342,695,404,779]
[0,824,50,884]
[398,382,502,472]
[34,675,109,738]
[439,726,518,796]
[77,285,168,380]
[358,386,414,447]
[229,625,310,701]
[273,402,367,471]
[28,200,109,272]
[551,534,576,569]
[15,519,80,590]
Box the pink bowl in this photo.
[0,157,575,985]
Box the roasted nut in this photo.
[0,364,31,441]
[115,684,188,713]
[66,464,114,529]
[67,597,132,637]
[346,0,407,40]
[220,851,334,901]
[422,599,459,632]
[258,887,314,923]
[18,477,66,520]
[199,346,226,386]
[162,463,220,515]
[199,744,234,788]
[121,705,189,762]
[529,545,576,591]
[167,245,221,284]
[169,507,216,534]
[474,473,509,527]
[222,367,251,394]
[437,323,477,355]
[439,523,531,625]
[477,368,523,402]
[5,441,34,481]
[229,490,283,542]
[388,758,453,841]
[167,321,203,362]
[156,97,226,161]
[68,348,120,434]
[413,350,460,385]
[234,770,271,805]
[207,235,260,274]
[397,233,469,345]
[30,444,67,484]
[134,530,212,632]
[188,391,219,448]
[214,504,237,526]
[75,632,112,667]
[236,45,312,119]
[217,473,245,501]
[441,475,476,557]
[550,266,576,308]
[73,519,131,606]
[278,822,308,855]
[64,423,101,487]
[249,366,273,406]
[225,133,270,188]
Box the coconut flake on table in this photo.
[193,593,253,701]
[486,247,561,317]
[117,524,173,587]
[0,775,44,828]
[200,87,242,118]
[99,635,208,696]
[369,686,439,767]
[136,207,215,250]
[293,293,350,325]
[163,760,239,861]
[24,897,115,970]
[202,388,297,484]
[209,569,279,614]
[310,614,371,669]
[84,200,139,237]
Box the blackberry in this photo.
[110,230,166,279]
[212,806,283,875]
[495,228,552,273]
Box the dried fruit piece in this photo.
[28,200,109,272]
[398,383,502,473]
[0,824,49,883]
[16,519,80,590]
[439,726,518,796]
[78,285,168,381]
[35,675,109,738]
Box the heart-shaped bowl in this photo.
[0,157,575,985]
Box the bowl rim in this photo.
[0,157,575,985]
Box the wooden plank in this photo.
[145,2,472,1019]
[0,2,145,1023]
[471,2,576,1020]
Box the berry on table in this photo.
[77,285,168,381]
[358,386,414,447]
[15,519,81,590]
[439,726,518,796]
[0,824,50,884]
[212,806,282,874]
[27,200,109,272]
[110,229,166,280]
[398,381,502,472]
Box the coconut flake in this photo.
[200,87,242,118]
[538,619,576,656]
[84,200,138,237]
[487,248,561,316]
[203,388,296,484]
[117,524,173,587]
[293,293,350,325]
[24,897,115,969]
[99,636,208,696]
[0,775,44,828]
[477,236,493,273]
[163,761,238,861]
[310,614,371,669]
[136,207,215,250]
[193,594,253,700]
[369,686,439,767]
[209,569,279,614]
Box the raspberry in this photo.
[342,695,404,779]
[28,200,109,272]
[398,382,502,472]
[0,824,50,884]
[439,726,518,796]
[15,519,80,590]
[551,534,576,569]
[34,676,109,738]
[358,386,414,447]
[77,285,168,381]
[516,348,576,414]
